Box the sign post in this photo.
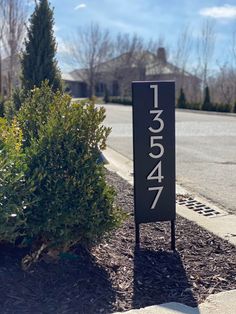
[132,81,176,250]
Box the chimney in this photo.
[157,47,167,64]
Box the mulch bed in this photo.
[0,170,236,314]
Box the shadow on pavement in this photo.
[132,247,200,313]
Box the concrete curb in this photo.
[176,108,236,117]
[104,146,236,314]
[112,290,236,314]
[103,103,236,117]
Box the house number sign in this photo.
[132,81,176,248]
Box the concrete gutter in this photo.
[104,146,236,314]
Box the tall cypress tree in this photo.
[202,86,212,111]
[21,0,62,92]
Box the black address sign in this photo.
[132,81,176,237]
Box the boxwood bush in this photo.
[0,82,125,264]
[0,117,29,243]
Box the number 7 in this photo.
[148,186,163,209]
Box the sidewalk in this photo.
[103,146,236,314]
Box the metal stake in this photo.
[135,223,140,247]
[171,220,176,251]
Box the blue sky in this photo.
[29,1,236,72]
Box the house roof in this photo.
[62,69,86,82]
[62,48,200,82]
[63,51,157,80]
[145,60,197,78]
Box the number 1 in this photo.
[150,85,158,108]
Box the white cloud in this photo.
[199,5,236,19]
[57,37,70,54]
[74,3,87,10]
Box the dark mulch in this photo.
[0,171,236,314]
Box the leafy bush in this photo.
[22,90,125,251]
[2,88,26,121]
[0,118,29,243]
[12,88,26,112]
[181,101,233,113]
[17,83,55,147]
[191,103,201,110]
[3,99,16,121]
[216,103,232,113]
[3,82,126,265]
[0,82,126,266]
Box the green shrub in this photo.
[3,88,26,121]
[186,102,201,110]
[17,82,125,257]
[0,118,29,243]
[12,88,26,112]
[216,103,232,113]
[0,82,126,266]
[17,82,55,147]
[0,157,28,243]
[234,102,236,113]
[3,99,16,121]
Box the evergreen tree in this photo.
[21,0,62,92]
[202,86,212,111]
[177,88,187,109]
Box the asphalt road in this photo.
[100,104,236,214]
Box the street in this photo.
[100,104,236,214]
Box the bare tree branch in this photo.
[67,22,112,97]
[0,0,28,96]
[196,19,216,91]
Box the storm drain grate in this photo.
[176,196,222,217]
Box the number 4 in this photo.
[148,186,163,209]
[147,161,164,183]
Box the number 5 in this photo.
[149,136,164,159]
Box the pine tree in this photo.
[21,0,62,92]
[177,88,187,109]
[202,86,212,111]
